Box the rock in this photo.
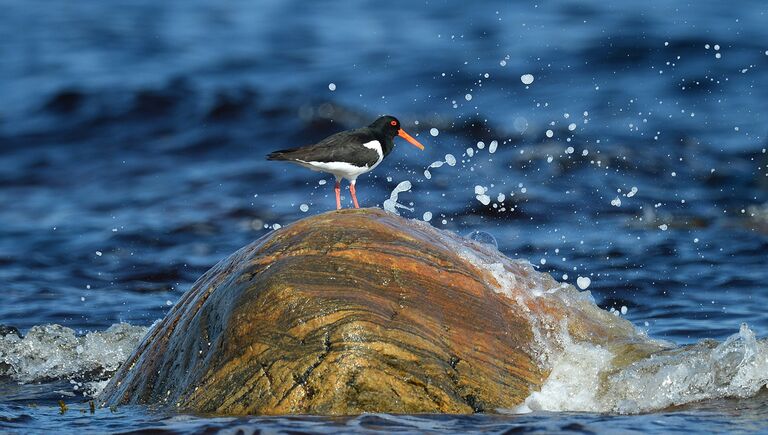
[99,208,660,415]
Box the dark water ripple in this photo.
[1,402,767,434]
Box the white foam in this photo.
[0,323,147,385]
[605,324,768,413]
[520,329,614,413]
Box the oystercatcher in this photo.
[267,115,425,209]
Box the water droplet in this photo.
[576,276,591,290]
[521,74,534,85]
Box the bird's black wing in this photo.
[267,128,380,167]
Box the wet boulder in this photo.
[99,208,657,415]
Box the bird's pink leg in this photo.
[349,181,360,209]
[334,180,342,210]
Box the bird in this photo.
[267,115,425,209]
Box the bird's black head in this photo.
[368,115,425,150]
[369,115,402,138]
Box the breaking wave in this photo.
[408,217,768,414]
[0,323,148,397]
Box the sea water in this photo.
[2,0,768,432]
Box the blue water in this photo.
[2,0,768,432]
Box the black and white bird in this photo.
[267,115,425,209]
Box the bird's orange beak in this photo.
[398,129,425,150]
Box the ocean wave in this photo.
[0,323,148,395]
[412,217,768,414]
[515,323,768,414]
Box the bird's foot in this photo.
[335,181,342,210]
[350,184,360,209]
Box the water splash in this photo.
[0,323,148,385]
[401,217,768,415]
[383,181,414,214]
[423,154,455,180]
[465,230,498,249]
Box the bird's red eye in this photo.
[390,120,397,126]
